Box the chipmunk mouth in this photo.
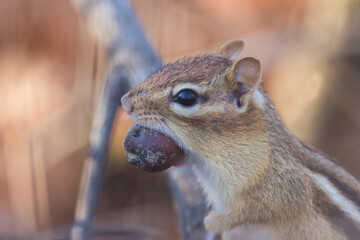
[130,115,189,151]
[123,123,186,172]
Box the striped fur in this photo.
[121,40,360,239]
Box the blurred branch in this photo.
[69,0,213,239]
[167,168,219,240]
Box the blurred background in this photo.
[0,0,359,239]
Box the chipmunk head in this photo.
[121,39,268,162]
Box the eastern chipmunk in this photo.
[121,39,360,240]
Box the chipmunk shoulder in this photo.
[121,39,360,240]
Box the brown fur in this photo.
[121,40,360,240]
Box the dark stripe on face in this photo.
[199,94,210,103]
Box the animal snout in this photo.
[121,95,134,114]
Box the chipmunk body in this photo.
[121,40,360,239]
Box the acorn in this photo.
[124,124,184,172]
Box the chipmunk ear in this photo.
[217,39,246,62]
[231,57,262,108]
[233,57,261,87]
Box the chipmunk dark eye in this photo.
[174,89,198,107]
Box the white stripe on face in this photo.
[172,83,207,97]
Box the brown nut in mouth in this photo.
[124,124,184,172]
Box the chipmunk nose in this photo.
[121,95,134,114]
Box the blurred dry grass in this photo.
[0,0,359,239]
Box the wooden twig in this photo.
[69,0,214,239]
[167,168,220,240]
